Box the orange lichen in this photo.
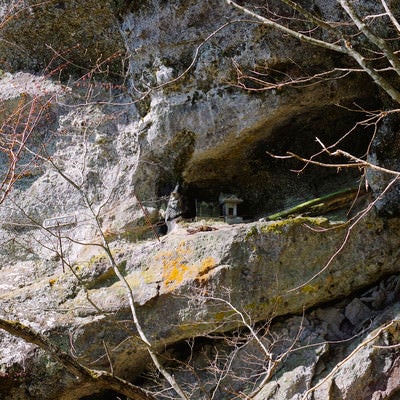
[196,256,217,282]
[156,241,217,291]
[157,241,191,290]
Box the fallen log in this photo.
[268,187,366,220]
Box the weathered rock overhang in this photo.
[181,86,378,220]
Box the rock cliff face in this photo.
[0,1,400,399]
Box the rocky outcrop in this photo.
[1,215,400,399]
[0,0,124,77]
[122,0,377,217]
[0,0,399,399]
[0,1,379,232]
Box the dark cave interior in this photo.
[180,104,375,221]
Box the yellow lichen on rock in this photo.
[155,241,217,291]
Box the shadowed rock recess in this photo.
[0,1,400,399]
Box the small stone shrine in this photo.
[219,193,243,224]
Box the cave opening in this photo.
[182,104,375,221]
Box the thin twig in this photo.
[301,321,395,399]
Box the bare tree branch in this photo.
[339,0,400,75]
[226,0,400,103]
[0,319,155,400]
[381,0,400,34]
[288,174,400,293]
[226,0,348,54]
[301,320,396,400]
[41,146,190,399]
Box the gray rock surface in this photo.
[367,113,400,216]
[0,0,400,399]
[1,216,400,399]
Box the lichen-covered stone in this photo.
[1,0,400,399]
[0,0,124,78]
[1,215,400,398]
